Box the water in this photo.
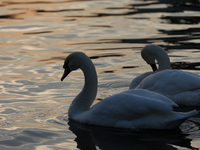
[0,0,200,149]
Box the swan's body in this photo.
[136,69,200,106]
[61,52,197,130]
[130,44,171,89]
[130,44,200,106]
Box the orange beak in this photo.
[150,63,157,71]
[61,66,71,81]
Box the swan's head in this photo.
[141,44,169,71]
[61,52,86,81]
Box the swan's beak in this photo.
[61,66,71,81]
[150,63,157,71]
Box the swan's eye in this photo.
[63,61,68,69]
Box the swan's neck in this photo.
[155,52,171,71]
[142,45,171,71]
[68,57,98,118]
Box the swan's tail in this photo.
[166,110,198,129]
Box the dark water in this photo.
[0,0,200,149]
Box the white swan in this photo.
[130,44,200,106]
[61,52,197,130]
[136,69,200,106]
[130,44,171,89]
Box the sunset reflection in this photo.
[0,0,200,149]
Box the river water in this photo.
[0,0,200,149]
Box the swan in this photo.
[130,44,171,89]
[61,51,197,130]
[130,44,200,106]
[135,69,200,106]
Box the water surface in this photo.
[0,0,200,149]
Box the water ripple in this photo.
[0,0,200,149]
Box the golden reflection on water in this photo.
[0,0,200,149]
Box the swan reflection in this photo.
[68,120,197,150]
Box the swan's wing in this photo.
[129,72,153,89]
[137,69,200,95]
[122,89,177,107]
[78,89,175,125]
